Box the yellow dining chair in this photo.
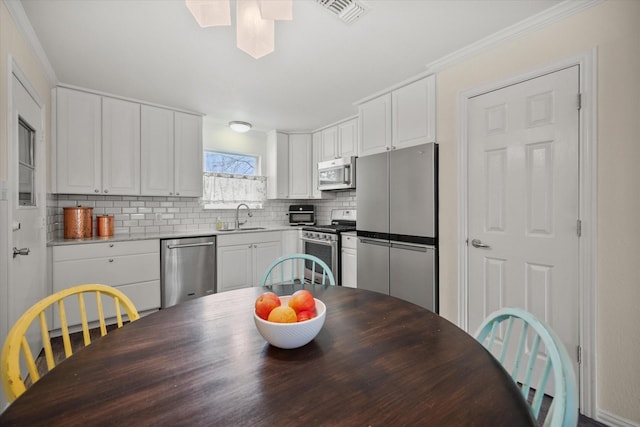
[1,284,140,402]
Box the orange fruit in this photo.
[267,306,297,323]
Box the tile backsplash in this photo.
[47,191,356,241]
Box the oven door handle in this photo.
[301,237,336,246]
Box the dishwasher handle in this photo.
[167,241,214,250]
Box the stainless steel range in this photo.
[301,209,356,285]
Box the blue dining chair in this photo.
[260,254,336,287]
[475,308,578,427]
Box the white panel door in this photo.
[467,66,580,391]
[8,73,47,378]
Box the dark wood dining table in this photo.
[0,285,535,426]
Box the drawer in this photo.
[217,231,281,247]
[341,233,357,249]
[52,280,160,330]
[53,253,160,290]
[53,239,159,262]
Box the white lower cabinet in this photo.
[341,232,357,288]
[51,240,161,328]
[217,232,283,292]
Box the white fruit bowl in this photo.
[254,296,326,349]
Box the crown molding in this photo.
[425,0,605,73]
[3,0,57,86]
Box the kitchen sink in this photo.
[218,227,266,232]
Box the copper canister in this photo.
[97,215,114,237]
[63,206,93,239]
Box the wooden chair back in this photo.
[1,284,140,402]
[475,307,578,427]
[260,254,336,287]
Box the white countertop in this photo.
[47,225,300,246]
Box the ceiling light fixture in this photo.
[229,121,252,133]
[185,0,292,59]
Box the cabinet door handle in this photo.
[94,189,99,193]
[104,189,109,194]
[108,258,114,262]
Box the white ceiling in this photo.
[19,0,562,132]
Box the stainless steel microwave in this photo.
[288,205,315,226]
[317,156,356,191]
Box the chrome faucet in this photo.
[235,203,252,229]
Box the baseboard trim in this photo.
[597,409,640,427]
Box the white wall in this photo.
[436,0,640,423]
[0,0,53,412]
[202,117,268,173]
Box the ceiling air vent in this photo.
[316,0,369,24]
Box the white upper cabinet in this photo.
[55,88,102,194]
[102,97,140,195]
[358,75,435,157]
[141,105,174,196]
[358,93,392,157]
[174,112,203,197]
[266,132,313,199]
[319,126,338,161]
[56,88,141,195]
[392,76,436,149]
[141,107,203,197]
[318,117,359,161]
[55,86,203,197]
[266,131,289,199]
[337,118,358,158]
[288,134,312,199]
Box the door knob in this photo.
[471,239,491,249]
[13,247,30,258]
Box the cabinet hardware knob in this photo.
[108,258,114,262]
[169,192,173,195]
[109,244,114,247]
[95,189,99,193]
[176,192,180,196]
[104,189,109,193]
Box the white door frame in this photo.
[456,49,597,416]
[1,56,47,412]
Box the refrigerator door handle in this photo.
[390,242,430,252]
[359,238,390,247]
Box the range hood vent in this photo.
[316,0,368,24]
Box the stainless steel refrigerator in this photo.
[356,143,438,312]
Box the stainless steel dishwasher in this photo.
[161,235,216,308]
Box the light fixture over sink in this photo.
[185,0,292,59]
[229,121,252,133]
